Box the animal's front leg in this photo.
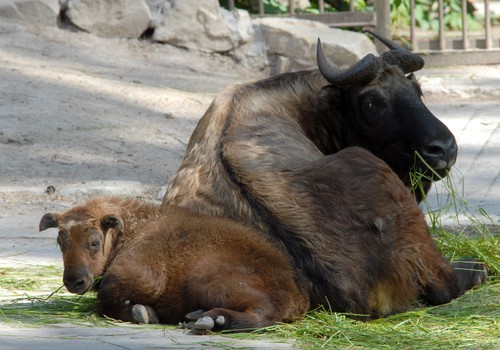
[97,273,161,324]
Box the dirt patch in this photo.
[0,19,261,218]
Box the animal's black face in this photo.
[346,69,457,190]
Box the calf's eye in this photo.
[91,239,100,250]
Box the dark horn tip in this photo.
[363,29,402,51]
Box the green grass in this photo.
[257,281,499,349]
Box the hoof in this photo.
[452,259,488,290]
[131,304,159,324]
[215,315,225,326]
[185,309,204,321]
[193,316,215,330]
[184,313,227,335]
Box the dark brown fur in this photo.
[163,65,484,316]
[39,197,309,331]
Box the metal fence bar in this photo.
[318,0,324,13]
[410,0,416,50]
[349,0,355,12]
[258,0,264,15]
[485,0,492,49]
[461,0,468,49]
[374,0,391,52]
[228,0,235,11]
[438,0,445,50]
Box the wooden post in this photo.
[259,0,264,15]
[374,0,391,53]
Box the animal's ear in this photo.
[39,213,60,232]
[100,214,124,232]
[318,85,344,110]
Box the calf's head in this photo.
[317,31,457,200]
[39,211,124,295]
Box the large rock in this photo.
[151,0,232,53]
[60,0,151,39]
[253,17,377,74]
[221,7,253,49]
[0,0,59,25]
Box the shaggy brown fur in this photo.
[39,197,310,332]
[165,140,485,315]
[162,61,482,314]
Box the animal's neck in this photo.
[299,94,346,155]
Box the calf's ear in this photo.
[39,213,60,231]
[100,214,124,232]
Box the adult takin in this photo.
[163,32,484,312]
[39,197,310,332]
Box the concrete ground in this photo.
[0,19,499,349]
[418,66,500,225]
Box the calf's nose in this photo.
[64,277,88,294]
[63,267,92,294]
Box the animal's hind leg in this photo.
[185,307,276,334]
[451,258,487,291]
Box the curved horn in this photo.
[317,38,379,86]
[364,29,425,73]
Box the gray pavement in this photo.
[419,68,500,226]
[0,20,499,349]
[0,324,293,350]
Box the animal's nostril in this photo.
[425,143,445,157]
[64,277,88,294]
[422,140,452,158]
[74,279,85,289]
[420,138,458,169]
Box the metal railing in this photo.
[409,0,500,65]
[227,0,391,44]
[227,0,500,64]
[228,0,368,21]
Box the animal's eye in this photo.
[90,239,100,250]
[362,102,374,112]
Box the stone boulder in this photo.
[0,0,59,25]
[252,17,377,74]
[151,0,232,53]
[60,0,151,39]
[221,7,254,49]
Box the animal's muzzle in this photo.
[421,138,458,170]
[63,268,93,295]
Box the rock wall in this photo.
[0,0,377,73]
[60,0,151,39]
[151,0,233,52]
[0,0,59,25]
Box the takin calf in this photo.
[39,197,310,332]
